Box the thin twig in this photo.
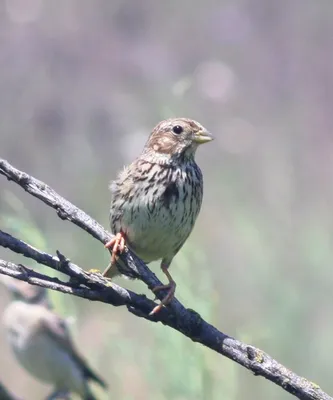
[0,157,331,400]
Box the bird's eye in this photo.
[172,125,183,134]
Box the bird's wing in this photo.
[40,310,107,389]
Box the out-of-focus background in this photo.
[0,1,332,399]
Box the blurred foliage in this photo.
[0,0,333,399]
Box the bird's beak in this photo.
[193,129,214,144]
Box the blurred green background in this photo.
[0,0,333,399]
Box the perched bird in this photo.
[104,118,213,314]
[0,276,107,400]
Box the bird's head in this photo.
[142,118,213,164]
[0,275,51,307]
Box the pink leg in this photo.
[149,265,176,315]
[104,233,126,274]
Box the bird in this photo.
[0,276,107,400]
[103,117,213,314]
[0,380,22,400]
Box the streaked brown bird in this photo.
[0,276,107,400]
[103,118,213,314]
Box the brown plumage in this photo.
[1,276,107,400]
[104,118,213,314]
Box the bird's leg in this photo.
[104,232,126,267]
[88,233,126,276]
[149,264,176,315]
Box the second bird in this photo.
[104,118,213,314]
[1,277,107,400]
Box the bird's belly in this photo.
[10,333,84,394]
[120,207,193,263]
[128,227,177,262]
[111,166,203,263]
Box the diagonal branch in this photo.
[0,158,184,314]
[0,230,173,321]
[0,158,331,400]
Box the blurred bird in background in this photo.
[0,276,107,400]
[104,118,213,314]
[0,380,22,400]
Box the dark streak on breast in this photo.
[148,170,158,182]
[136,174,149,182]
[147,201,155,214]
[162,181,179,209]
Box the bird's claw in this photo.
[149,281,176,315]
[105,232,126,265]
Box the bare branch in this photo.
[0,158,184,312]
[0,231,168,319]
[0,158,331,400]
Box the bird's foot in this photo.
[104,232,126,267]
[149,280,176,315]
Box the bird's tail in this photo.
[83,364,107,390]
[84,393,97,400]
[83,380,106,400]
